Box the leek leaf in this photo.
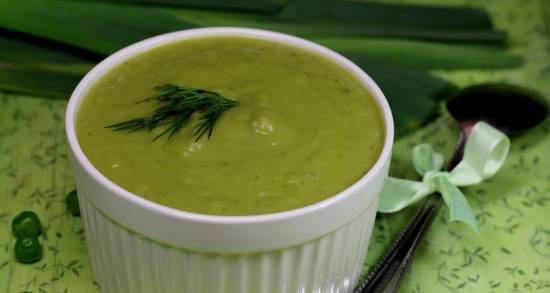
[0,66,81,99]
[358,59,457,136]
[0,0,196,55]
[164,9,507,44]
[313,38,522,70]
[0,35,91,64]
[66,0,285,13]
[279,0,494,30]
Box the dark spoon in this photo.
[354,83,549,293]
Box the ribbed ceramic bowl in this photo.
[65,27,394,293]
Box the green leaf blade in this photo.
[314,38,522,70]
[66,0,285,13]
[0,66,81,99]
[278,0,495,30]
[0,0,197,54]
[357,59,457,137]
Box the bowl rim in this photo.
[65,27,394,250]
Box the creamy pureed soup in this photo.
[76,36,384,215]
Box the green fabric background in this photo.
[1,0,549,292]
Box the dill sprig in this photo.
[106,84,238,141]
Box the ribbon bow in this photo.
[378,122,510,233]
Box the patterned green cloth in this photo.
[1,0,549,292]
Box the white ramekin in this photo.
[65,27,394,293]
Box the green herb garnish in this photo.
[106,84,239,141]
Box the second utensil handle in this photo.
[354,195,442,293]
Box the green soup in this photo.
[76,36,384,216]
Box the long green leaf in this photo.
[150,9,518,69]
[312,38,522,70]
[166,0,507,44]
[67,0,285,13]
[63,0,497,34]
[0,34,93,97]
[0,0,196,55]
[358,59,457,136]
[0,65,81,99]
[79,0,508,44]
[279,0,495,30]
[0,35,89,64]
[0,35,95,74]
[164,9,507,44]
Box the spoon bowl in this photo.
[446,83,548,134]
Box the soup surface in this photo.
[76,36,384,215]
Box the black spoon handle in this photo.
[354,195,441,293]
[354,132,467,293]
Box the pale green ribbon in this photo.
[378,122,510,233]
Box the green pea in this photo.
[66,189,81,217]
[11,211,42,238]
[14,236,42,264]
